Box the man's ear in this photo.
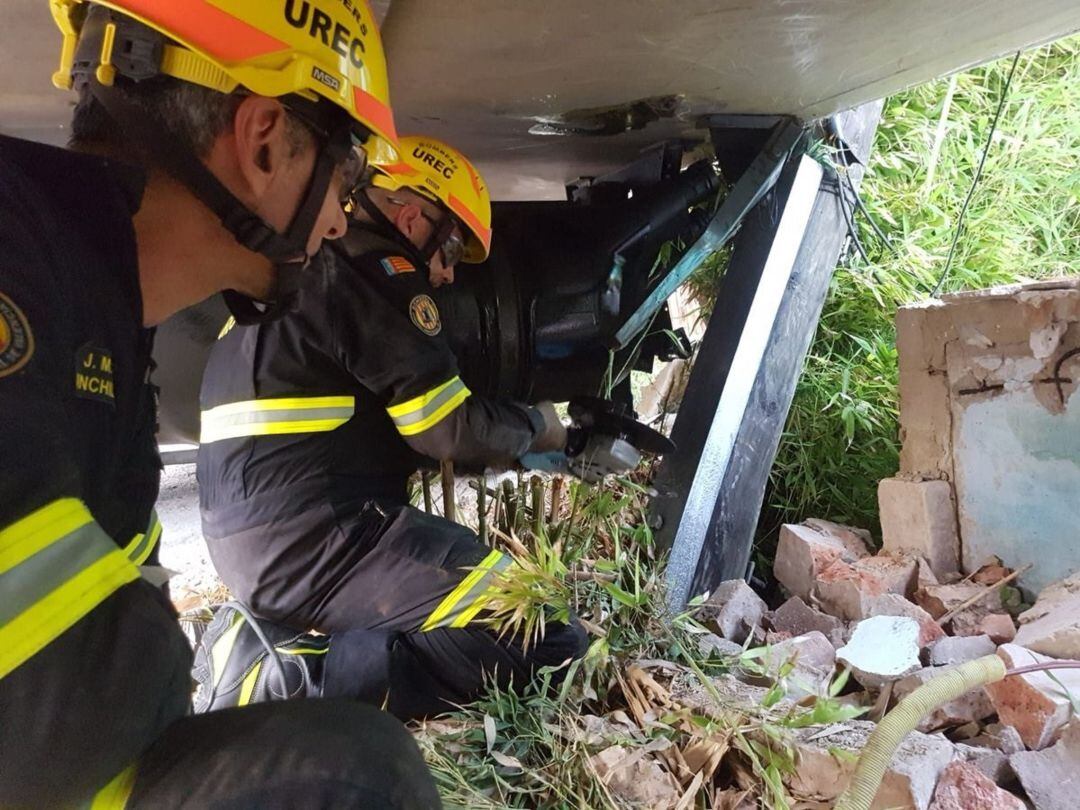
[396,202,425,240]
[230,95,293,201]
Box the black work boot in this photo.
[192,603,329,713]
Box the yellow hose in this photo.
[833,654,1007,810]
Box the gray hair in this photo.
[70,77,312,161]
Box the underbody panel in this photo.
[2,1,1078,198]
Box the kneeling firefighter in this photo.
[195,137,591,719]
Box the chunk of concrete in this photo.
[930,635,998,667]
[697,632,744,659]
[917,556,941,589]
[878,477,960,577]
[954,743,1015,786]
[1010,722,1080,810]
[861,592,946,647]
[698,580,767,644]
[785,720,956,809]
[758,632,837,700]
[837,616,922,689]
[1016,592,1080,660]
[928,760,1025,810]
[952,610,1016,642]
[916,582,1003,621]
[768,596,847,648]
[815,555,919,622]
[966,724,1026,756]
[1020,573,1080,626]
[986,645,1080,750]
[774,521,870,602]
[976,613,1017,645]
[894,666,996,732]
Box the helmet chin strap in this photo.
[353,188,454,268]
[353,189,429,260]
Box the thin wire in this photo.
[931,51,1022,297]
[832,167,871,265]
[1006,661,1080,677]
[835,145,898,258]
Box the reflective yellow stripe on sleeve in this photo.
[123,509,162,566]
[0,498,140,679]
[386,376,471,437]
[89,763,137,810]
[420,549,512,632]
[200,396,356,444]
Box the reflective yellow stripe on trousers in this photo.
[200,396,356,444]
[88,763,137,809]
[0,498,140,679]
[387,376,470,437]
[420,550,512,632]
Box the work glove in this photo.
[521,427,642,484]
[528,400,568,453]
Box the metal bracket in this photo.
[611,116,805,349]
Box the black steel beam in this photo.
[652,101,883,611]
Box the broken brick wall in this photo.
[896,279,1080,593]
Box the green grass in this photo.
[758,35,1080,565]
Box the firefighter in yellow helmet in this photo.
[369,135,494,269]
[0,1,440,807]
[194,137,586,719]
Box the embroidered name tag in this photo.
[75,343,115,405]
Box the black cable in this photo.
[931,51,1022,297]
[835,169,872,265]
[837,148,898,257]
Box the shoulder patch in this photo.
[380,256,417,276]
[0,292,34,379]
[409,294,442,336]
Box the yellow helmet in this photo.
[371,136,492,263]
[50,0,399,164]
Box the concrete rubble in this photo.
[878,477,960,577]
[837,616,923,689]
[755,631,836,699]
[970,613,1017,644]
[773,520,871,603]
[986,644,1080,751]
[815,555,919,622]
[698,579,767,645]
[928,760,1025,810]
[930,634,997,666]
[954,743,1014,786]
[859,592,945,647]
[767,595,847,648]
[1015,578,1080,659]
[915,581,1003,623]
[697,632,745,659]
[734,282,1080,807]
[1010,722,1080,810]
